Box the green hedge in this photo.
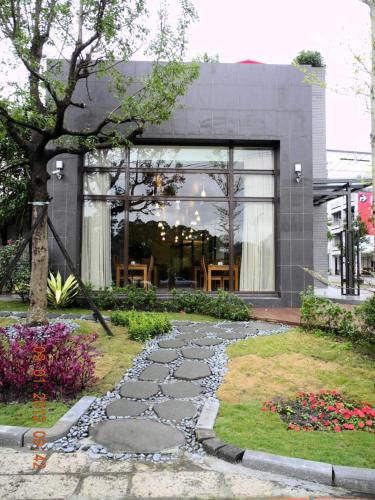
[300,287,374,345]
[77,285,251,322]
[110,310,171,342]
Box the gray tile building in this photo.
[47,62,327,307]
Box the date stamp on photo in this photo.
[31,345,48,470]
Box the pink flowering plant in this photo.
[262,390,375,433]
[0,322,99,402]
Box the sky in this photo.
[183,0,371,152]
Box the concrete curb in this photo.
[195,398,375,495]
[0,396,96,448]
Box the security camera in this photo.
[52,170,63,180]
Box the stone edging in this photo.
[0,396,96,448]
[195,398,375,495]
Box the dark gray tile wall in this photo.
[49,62,323,307]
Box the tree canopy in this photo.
[0,0,199,166]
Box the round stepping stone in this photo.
[159,338,186,349]
[147,349,178,363]
[174,361,211,380]
[181,347,214,360]
[90,419,185,453]
[193,337,223,346]
[139,364,170,381]
[119,381,159,399]
[255,321,281,331]
[177,332,206,341]
[160,381,203,398]
[153,400,197,422]
[216,330,248,340]
[106,400,147,417]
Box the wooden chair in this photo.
[221,256,241,290]
[200,255,222,291]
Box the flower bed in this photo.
[263,390,375,433]
[0,322,99,401]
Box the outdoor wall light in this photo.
[294,163,302,183]
[52,160,64,180]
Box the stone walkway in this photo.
[50,320,288,458]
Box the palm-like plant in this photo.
[47,272,79,308]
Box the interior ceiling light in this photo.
[201,188,206,197]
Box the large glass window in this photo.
[130,146,228,169]
[129,172,228,197]
[82,145,276,293]
[234,202,275,292]
[128,201,229,291]
[81,200,124,289]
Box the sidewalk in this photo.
[252,308,301,326]
[0,448,354,499]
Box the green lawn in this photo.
[0,311,215,427]
[215,329,375,468]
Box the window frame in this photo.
[81,144,277,294]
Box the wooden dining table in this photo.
[207,264,239,292]
[116,263,147,288]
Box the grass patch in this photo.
[215,328,375,468]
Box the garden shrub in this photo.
[0,239,30,301]
[111,310,171,342]
[263,390,375,433]
[300,287,357,341]
[77,284,251,321]
[0,322,99,401]
[166,289,251,321]
[75,284,157,311]
[355,295,375,345]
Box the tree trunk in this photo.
[28,157,49,324]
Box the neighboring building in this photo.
[47,62,327,307]
[326,150,373,275]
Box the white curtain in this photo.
[240,176,275,291]
[81,172,112,289]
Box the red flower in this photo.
[366,420,373,427]
[343,423,354,430]
[294,426,300,432]
[271,405,277,413]
[327,406,336,412]
[301,400,307,406]
[334,425,341,432]
[358,422,365,429]
[332,419,338,424]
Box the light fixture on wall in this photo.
[52,160,64,180]
[294,163,302,184]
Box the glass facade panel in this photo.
[129,201,229,291]
[234,174,274,197]
[233,202,275,291]
[129,172,228,197]
[130,146,228,169]
[233,148,274,170]
[82,146,276,293]
[81,200,124,288]
[84,171,125,196]
[85,148,125,168]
